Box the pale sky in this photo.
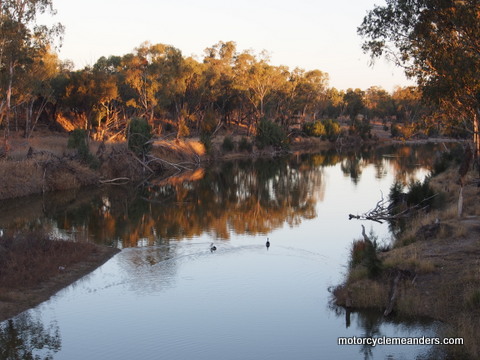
[47,0,414,92]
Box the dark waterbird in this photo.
[210,243,217,252]
[266,238,270,250]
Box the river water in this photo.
[0,145,446,359]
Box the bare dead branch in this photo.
[348,192,438,224]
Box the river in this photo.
[0,145,446,359]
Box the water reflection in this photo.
[0,311,61,360]
[0,144,442,248]
[331,306,441,360]
[0,144,447,360]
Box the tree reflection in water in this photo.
[0,144,444,248]
[0,311,61,360]
[330,304,441,360]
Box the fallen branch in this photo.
[99,177,131,185]
[132,154,154,173]
[146,154,195,171]
[348,192,438,224]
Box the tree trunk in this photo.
[458,186,464,218]
[5,61,14,137]
[474,111,480,175]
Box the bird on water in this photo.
[266,238,270,250]
[210,243,217,252]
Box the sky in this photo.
[45,0,415,92]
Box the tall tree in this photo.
[0,0,63,135]
[358,0,480,157]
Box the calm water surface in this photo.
[0,145,445,359]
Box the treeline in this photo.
[1,1,462,141]
[3,40,439,139]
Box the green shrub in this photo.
[238,137,253,152]
[389,181,405,204]
[303,121,326,137]
[128,117,153,157]
[68,129,88,153]
[351,117,372,140]
[407,179,435,208]
[256,119,288,150]
[68,129,99,169]
[433,144,465,175]
[349,237,382,278]
[221,136,235,152]
[323,119,341,140]
[200,133,212,154]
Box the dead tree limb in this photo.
[99,177,131,185]
[348,192,438,224]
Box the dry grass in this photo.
[0,159,44,198]
[332,165,480,359]
[384,251,436,274]
[0,232,97,289]
[332,278,389,309]
[0,156,99,199]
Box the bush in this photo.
[389,181,405,205]
[221,136,235,152]
[349,237,382,278]
[432,144,465,175]
[303,121,326,137]
[68,129,99,169]
[389,178,438,211]
[256,119,288,150]
[200,133,212,154]
[68,129,88,153]
[238,137,253,152]
[323,119,341,140]
[407,179,435,208]
[128,117,153,157]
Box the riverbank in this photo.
[0,131,339,200]
[0,130,465,327]
[332,166,480,359]
[0,232,120,323]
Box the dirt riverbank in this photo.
[0,243,119,323]
[332,166,480,359]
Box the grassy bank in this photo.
[332,165,480,358]
[0,232,120,322]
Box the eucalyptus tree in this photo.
[233,50,287,133]
[91,57,121,138]
[359,0,480,156]
[121,45,160,122]
[202,41,238,128]
[364,86,394,120]
[391,86,425,124]
[343,88,366,121]
[22,47,59,137]
[294,69,329,120]
[324,88,345,119]
[0,0,63,135]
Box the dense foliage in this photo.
[127,117,153,157]
[1,0,473,144]
[359,0,480,155]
